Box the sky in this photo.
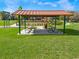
[0,0,79,13]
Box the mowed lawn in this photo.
[0,20,16,26]
[0,23,79,59]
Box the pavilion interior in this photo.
[19,16,62,29]
[18,16,64,34]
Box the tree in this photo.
[0,11,10,20]
[18,6,22,10]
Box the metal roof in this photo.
[13,10,72,16]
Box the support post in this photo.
[24,17,26,29]
[18,15,21,34]
[4,20,6,28]
[63,16,66,33]
[9,19,10,27]
[55,17,56,29]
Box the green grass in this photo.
[0,20,16,26]
[0,23,79,59]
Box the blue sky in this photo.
[0,0,79,12]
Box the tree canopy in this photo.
[18,6,22,10]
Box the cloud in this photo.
[57,0,75,10]
[4,0,35,12]
[3,0,76,12]
[4,0,20,13]
[32,1,57,7]
[32,0,75,10]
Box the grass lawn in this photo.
[0,20,16,26]
[0,23,79,59]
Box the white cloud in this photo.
[32,0,75,10]
[3,0,75,12]
[57,0,75,10]
[4,0,20,13]
[32,1,57,7]
[4,0,36,12]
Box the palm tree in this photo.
[18,6,22,10]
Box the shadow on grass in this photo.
[59,29,79,35]
[18,29,79,36]
[33,29,79,36]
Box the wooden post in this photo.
[18,15,21,34]
[63,16,66,33]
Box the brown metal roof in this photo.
[13,10,72,16]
